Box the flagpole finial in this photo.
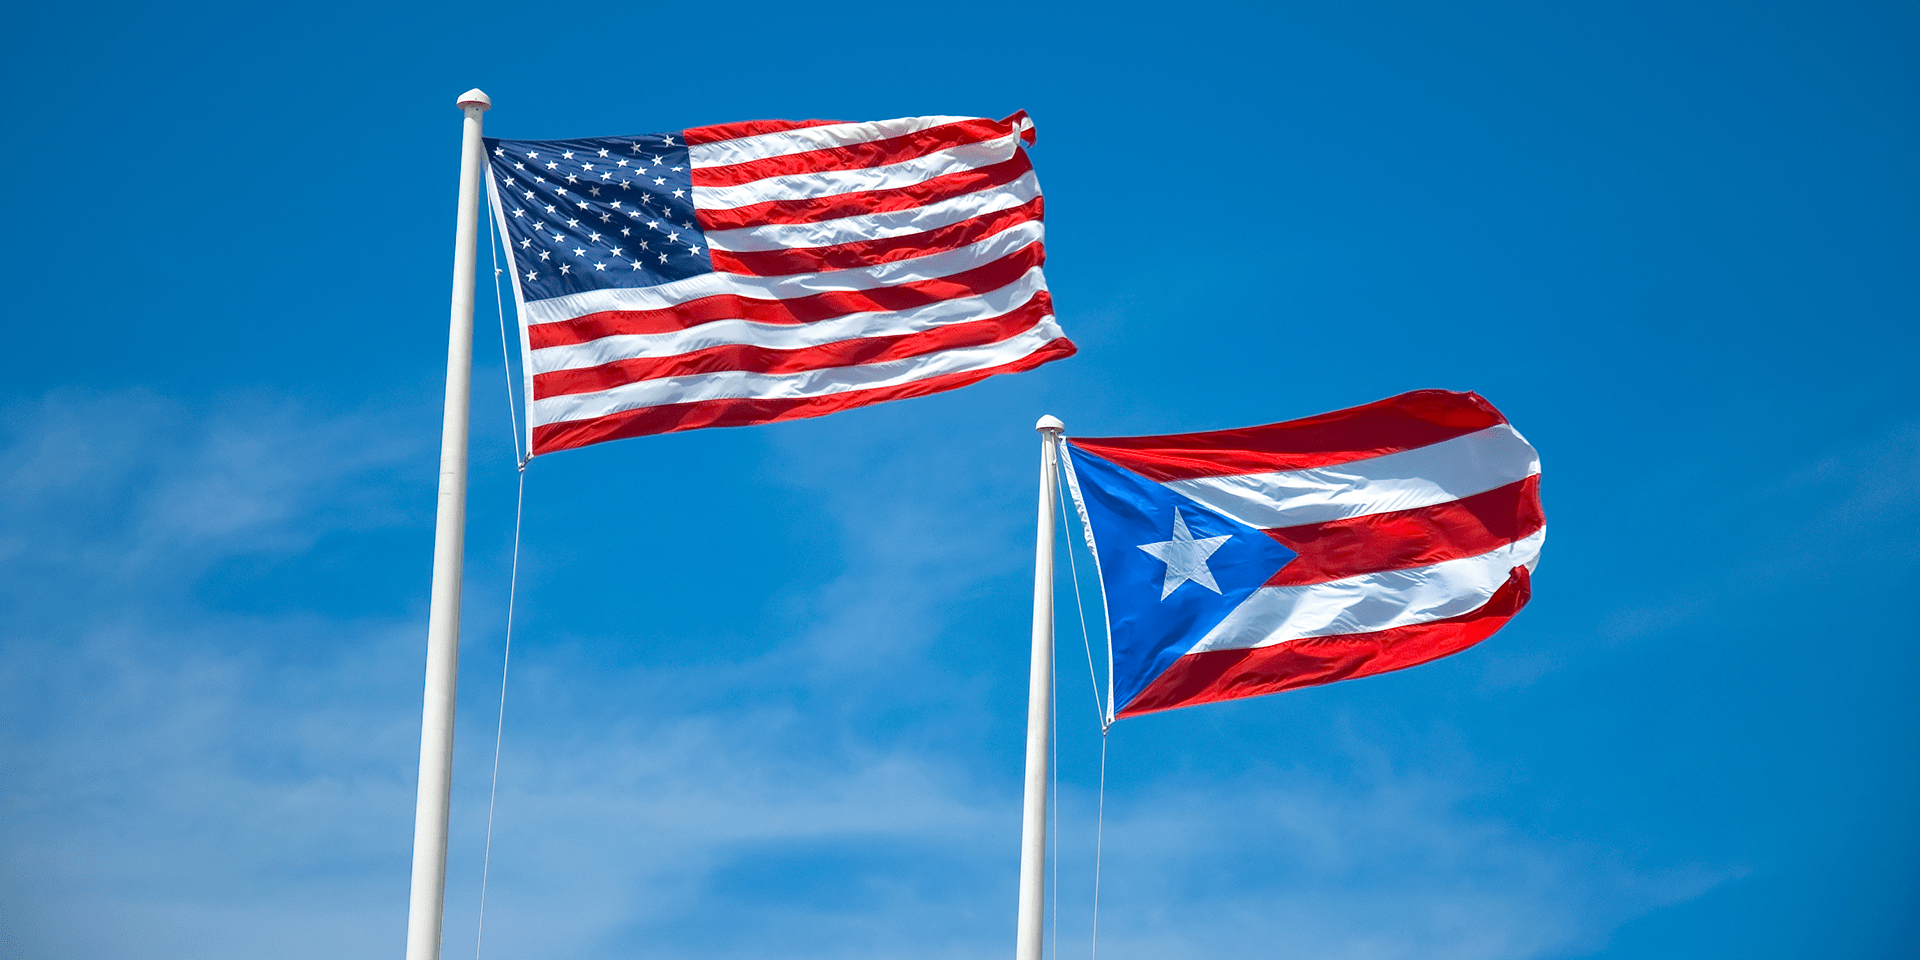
[457,88,492,112]
[1035,415,1064,434]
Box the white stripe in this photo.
[519,221,1045,327]
[530,268,1045,373]
[530,318,1065,427]
[1187,527,1546,654]
[705,171,1041,252]
[688,115,977,168]
[692,134,1022,211]
[1162,425,1541,529]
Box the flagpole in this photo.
[1016,415,1063,960]
[405,87,490,960]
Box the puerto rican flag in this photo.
[485,112,1072,457]
[1060,390,1544,720]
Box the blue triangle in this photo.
[1065,445,1298,714]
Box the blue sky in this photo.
[1,1,1915,958]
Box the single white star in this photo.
[671,188,685,199]
[594,262,606,271]
[546,161,558,170]
[666,231,679,242]
[582,162,595,171]
[588,231,602,242]
[662,135,675,145]
[538,250,552,261]
[650,154,663,166]
[1136,508,1232,600]
[620,227,631,236]
[658,253,668,263]
[494,146,505,155]
[631,260,643,270]
[566,218,580,228]
[562,150,575,160]
[524,270,536,281]
[527,150,540,159]
[597,148,610,157]
[609,246,624,257]
[519,238,532,249]
[617,159,630,167]
[687,244,701,255]
[523,190,535,200]
[560,263,571,274]
[572,247,585,256]
[511,208,524,218]
[565,173,578,183]
[514,161,525,170]
[652,176,666,185]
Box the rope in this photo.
[473,466,527,960]
[1090,729,1108,960]
[1053,437,1107,731]
[482,177,526,467]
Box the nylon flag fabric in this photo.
[1060,390,1544,720]
[483,112,1074,456]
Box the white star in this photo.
[546,161,558,170]
[1136,508,1232,600]
[511,208,524,217]
[609,246,623,257]
[620,227,631,236]
[671,165,683,172]
[560,263,571,274]
[527,150,540,159]
[590,186,602,196]
[566,218,580,228]
[652,176,666,185]
[666,231,679,242]
[671,188,685,199]
[519,238,532,248]
[688,245,701,255]
[589,232,602,242]
[534,176,546,184]
[631,260,644,270]
[523,190,535,200]
[565,174,578,183]
[514,161,525,170]
[582,162,595,171]
[610,201,623,209]
[572,247,585,256]
[647,220,660,230]
[658,253,668,263]
[662,135,675,145]
[562,150,574,160]
[597,148,610,158]
[594,262,606,271]
[538,250,551,261]
[650,154,663,166]
[494,146,504,155]
[524,270,537,281]
[617,159,630,167]
[544,204,557,213]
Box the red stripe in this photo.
[528,243,1046,347]
[698,153,1034,230]
[693,118,1018,187]
[534,293,1054,399]
[682,118,844,145]
[530,338,1077,454]
[1117,567,1531,719]
[710,197,1044,277]
[1003,110,1036,145]
[1262,476,1544,587]
[1069,390,1510,480]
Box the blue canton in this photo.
[485,134,714,301]
[1066,445,1299,712]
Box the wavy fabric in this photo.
[485,111,1070,456]
[1060,390,1544,720]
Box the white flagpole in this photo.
[405,87,490,960]
[1016,415,1063,960]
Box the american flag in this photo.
[484,112,1073,456]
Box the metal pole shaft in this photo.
[405,87,490,960]
[1016,415,1063,960]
